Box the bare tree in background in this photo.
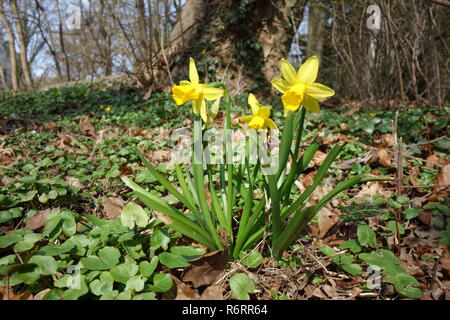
[10,0,33,89]
[0,1,19,91]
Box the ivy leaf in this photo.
[125,275,145,292]
[0,232,24,249]
[80,246,120,271]
[28,255,58,275]
[339,239,363,254]
[404,208,420,220]
[150,273,173,292]
[170,246,205,260]
[319,244,337,256]
[139,256,159,278]
[121,203,148,229]
[110,262,139,284]
[150,228,170,251]
[89,272,114,296]
[240,252,263,269]
[341,263,363,276]
[133,292,156,300]
[61,210,77,236]
[159,252,190,269]
[229,273,255,300]
[61,276,89,300]
[14,233,43,252]
[357,223,377,248]
[387,221,405,235]
[385,272,422,299]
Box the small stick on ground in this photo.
[393,111,402,256]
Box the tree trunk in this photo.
[0,2,19,91]
[0,65,9,90]
[56,0,71,82]
[10,0,33,90]
[168,0,307,93]
[306,0,326,59]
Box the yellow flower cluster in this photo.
[171,56,334,130]
[99,105,111,112]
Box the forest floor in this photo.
[0,82,449,300]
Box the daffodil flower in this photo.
[271,56,335,114]
[239,93,278,131]
[172,58,224,122]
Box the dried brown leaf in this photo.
[102,197,124,219]
[25,208,59,231]
[79,121,95,137]
[182,251,228,288]
[317,207,338,239]
[377,148,391,167]
[199,285,224,300]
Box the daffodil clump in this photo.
[124,56,383,260]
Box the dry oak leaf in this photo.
[381,134,395,148]
[0,287,33,300]
[79,121,96,137]
[64,176,82,189]
[182,251,228,288]
[436,163,450,189]
[376,148,391,167]
[26,208,60,231]
[317,207,338,239]
[312,151,327,166]
[440,250,450,273]
[172,276,200,300]
[0,147,16,166]
[199,285,224,300]
[102,197,124,219]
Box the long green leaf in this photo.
[122,177,216,249]
[273,207,316,259]
[136,149,196,212]
[282,144,343,220]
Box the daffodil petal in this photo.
[247,93,260,115]
[298,56,319,84]
[248,116,266,130]
[265,118,278,130]
[192,97,202,114]
[189,58,199,84]
[172,84,196,105]
[180,80,191,86]
[200,84,223,100]
[280,59,298,84]
[271,78,290,94]
[306,82,335,99]
[200,99,208,123]
[239,115,255,123]
[302,95,320,113]
[257,106,271,118]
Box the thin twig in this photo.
[405,135,449,147]
[393,111,402,256]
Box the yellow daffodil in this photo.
[271,56,335,114]
[239,93,278,131]
[105,106,111,112]
[172,58,224,122]
[99,105,104,109]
